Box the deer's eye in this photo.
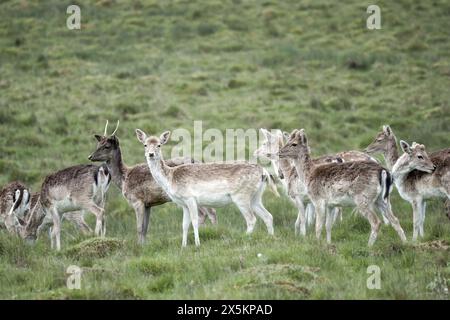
[418,155,423,159]
[144,144,147,148]
[291,143,297,147]
[157,144,161,148]
[104,145,110,149]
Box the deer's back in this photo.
[308,161,385,200]
[40,164,99,207]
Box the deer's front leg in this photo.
[182,206,191,247]
[133,201,146,245]
[50,207,61,251]
[186,198,200,246]
[411,200,422,241]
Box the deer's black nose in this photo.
[148,153,155,158]
[88,155,93,160]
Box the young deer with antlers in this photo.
[278,129,406,246]
[366,125,450,239]
[88,121,217,245]
[136,129,277,247]
[254,128,378,236]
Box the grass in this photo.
[0,0,449,299]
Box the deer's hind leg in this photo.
[49,206,62,250]
[358,204,381,246]
[81,201,105,237]
[376,198,406,242]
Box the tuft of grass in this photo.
[64,238,124,260]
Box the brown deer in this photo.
[278,129,406,246]
[40,163,112,250]
[88,121,217,245]
[136,129,278,247]
[366,125,450,239]
[29,164,111,242]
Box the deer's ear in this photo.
[160,131,171,145]
[94,135,103,142]
[383,125,392,136]
[260,128,270,139]
[288,129,299,141]
[135,129,147,144]
[299,129,308,145]
[400,140,411,154]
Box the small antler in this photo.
[104,120,109,136]
[110,120,120,136]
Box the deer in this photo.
[254,128,380,237]
[40,162,113,250]
[278,129,407,246]
[88,121,217,245]
[365,125,450,238]
[388,140,449,241]
[135,129,278,247]
[0,181,30,235]
[33,164,111,242]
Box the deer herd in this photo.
[1,122,449,251]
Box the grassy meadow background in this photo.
[1,0,450,299]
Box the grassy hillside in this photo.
[0,0,449,299]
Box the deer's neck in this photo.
[292,152,314,185]
[384,139,399,170]
[147,156,172,195]
[392,154,412,187]
[277,158,293,176]
[106,148,127,190]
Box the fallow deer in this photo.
[254,128,379,236]
[40,163,112,250]
[278,129,406,246]
[0,181,30,235]
[389,140,449,240]
[33,164,111,241]
[88,121,217,245]
[365,125,450,237]
[136,129,278,247]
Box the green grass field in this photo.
[0,0,449,299]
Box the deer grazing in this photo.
[40,162,112,250]
[88,121,217,245]
[254,128,379,236]
[0,181,30,234]
[278,129,406,246]
[136,129,277,247]
[365,125,450,239]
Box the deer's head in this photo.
[135,129,171,162]
[278,129,309,159]
[253,128,284,160]
[88,120,120,162]
[365,125,395,154]
[399,140,435,173]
